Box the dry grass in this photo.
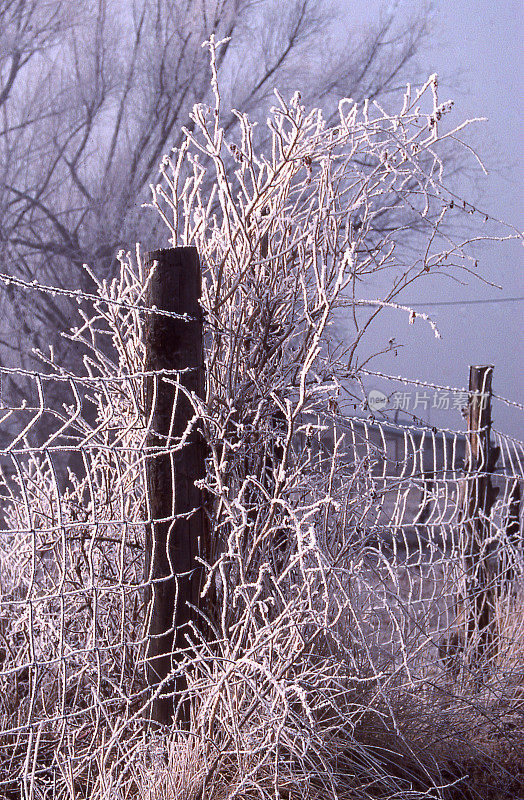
[81,649,524,800]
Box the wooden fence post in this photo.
[143,247,206,727]
[462,364,499,659]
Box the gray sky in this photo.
[336,0,523,435]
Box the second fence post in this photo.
[462,364,499,660]
[143,247,206,726]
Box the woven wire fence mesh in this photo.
[0,368,149,795]
[0,350,522,796]
[324,412,523,665]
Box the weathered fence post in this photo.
[462,364,499,659]
[143,247,206,727]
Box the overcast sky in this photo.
[335,0,523,436]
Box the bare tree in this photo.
[0,0,432,382]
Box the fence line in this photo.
[0,274,522,797]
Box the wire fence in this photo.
[0,352,522,796]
